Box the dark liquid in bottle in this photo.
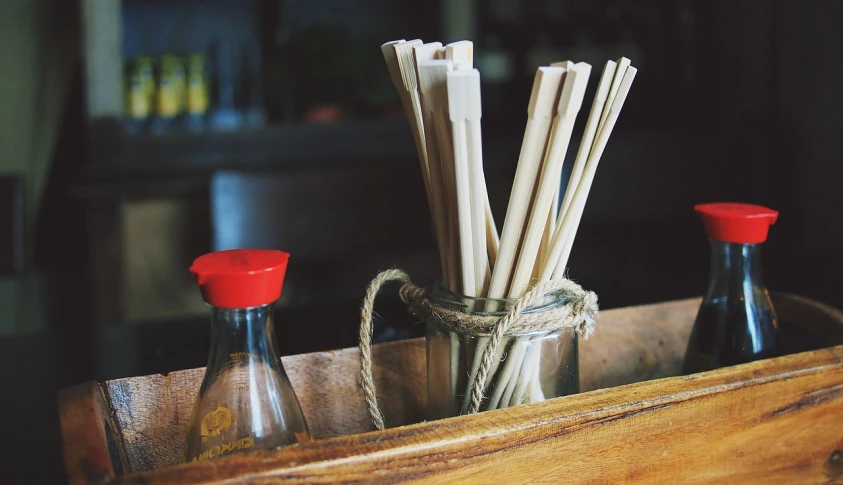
[682,297,778,374]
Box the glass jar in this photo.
[182,249,311,463]
[425,281,579,419]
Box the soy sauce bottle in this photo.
[682,203,780,374]
[182,249,311,463]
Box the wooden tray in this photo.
[59,293,843,484]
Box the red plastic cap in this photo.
[189,249,290,309]
[694,202,779,244]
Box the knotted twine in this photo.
[358,268,599,430]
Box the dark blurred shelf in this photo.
[74,112,712,199]
[74,118,418,197]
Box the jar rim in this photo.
[429,277,571,316]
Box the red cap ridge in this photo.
[189,249,290,309]
[694,202,778,244]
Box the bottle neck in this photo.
[705,240,765,302]
[208,303,281,366]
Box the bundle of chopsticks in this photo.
[382,38,636,411]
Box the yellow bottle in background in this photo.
[187,53,209,116]
[135,56,156,106]
[186,53,209,132]
[161,55,187,114]
[126,70,151,120]
[156,71,180,119]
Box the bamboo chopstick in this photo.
[504,63,589,403]
[470,68,566,406]
[385,39,452,283]
[393,41,428,162]
[418,58,464,409]
[485,67,566,301]
[592,57,631,153]
[413,42,450,282]
[380,40,407,88]
[552,66,638,279]
[485,199,500,268]
[446,40,498,288]
[385,41,427,183]
[508,63,591,298]
[419,59,460,290]
[446,40,474,70]
[550,59,632,279]
[459,69,490,295]
[540,61,575,272]
[447,69,477,296]
[545,66,638,281]
[539,186,559,275]
[555,60,617,228]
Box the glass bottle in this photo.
[182,249,311,464]
[682,203,780,374]
[425,280,579,419]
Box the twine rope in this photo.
[359,268,598,429]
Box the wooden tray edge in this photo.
[109,342,843,484]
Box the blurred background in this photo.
[1,0,842,482]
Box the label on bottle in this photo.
[156,78,180,118]
[127,83,150,119]
[187,77,208,115]
[185,352,299,463]
[187,405,257,462]
[200,406,233,442]
[191,437,255,462]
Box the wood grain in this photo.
[59,293,843,484]
[100,337,427,472]
[580,296,698,391]
[58,381,125,485]
[113,344,843,484]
